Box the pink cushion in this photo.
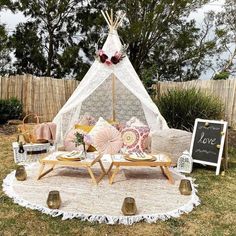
[93,126,123,154]
[121,126,150,152]
[64,129,86,151]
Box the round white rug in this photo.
[2,163,200,225]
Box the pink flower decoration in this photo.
[114,51,122,59]
[105,59,112,65]
[98,50,105,56]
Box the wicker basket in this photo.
[18,113,40,143]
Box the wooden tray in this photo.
[57,157,81,161]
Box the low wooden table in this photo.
[107,153,175,185]
[37,152,106,185]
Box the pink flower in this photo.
[114,51,122,59]
[98,49,105,56]
[111,56,119,64]
[105,59,112,65]
[100,53,108,63]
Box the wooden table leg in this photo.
[109,165,120,185]
[87,167,98,185]
[37,164,56,180]
[98,160,106,174]
[106,162,113,177]
[160,166,175,184]
[95,160,107,184]
[37,163,45,180]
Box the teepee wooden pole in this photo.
[115,13,125,29]
[105,11,112,25]
[101,10,110,26]
[112,73,116,122]
[111,9,113,26]
[113,16,120,30]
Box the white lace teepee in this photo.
[53,10,169,144]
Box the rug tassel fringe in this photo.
[2,165,200,225]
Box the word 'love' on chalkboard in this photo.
[189,118,227,175]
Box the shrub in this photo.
[155,88,224,131]
[213,71,230,80]
[0,97,23,124]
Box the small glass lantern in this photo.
[47,190,61,209]
[15,165,27,181]
[179,179,192,195]
[177,150,193,174]
[121,197,137,216]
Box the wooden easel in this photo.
[222,129,229,171]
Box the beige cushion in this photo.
[151,129,192,164]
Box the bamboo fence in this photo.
[0,75,79,122]
[152,79,236,128]
[0,75,236,128]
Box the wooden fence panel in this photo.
[0,75,79,122]
[153,79,236,128]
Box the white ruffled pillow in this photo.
[126,117,145,127]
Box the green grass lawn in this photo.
[0,128,236,236]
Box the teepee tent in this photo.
[53,10,169,144]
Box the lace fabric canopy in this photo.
[53,10,168,144]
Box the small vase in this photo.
[81,143,87,160]
[15,166,27,181]
[47,190,61,209]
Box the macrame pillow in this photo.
[121,126,150,152]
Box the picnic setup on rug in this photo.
[2,10,229,225]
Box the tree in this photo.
[14,0,84,78]
[10,22,47,75]
[212,0,236,79]
[13,0,216,82]
[0,24,11,75]
[76,0,214,82]
[0,0,15,75]
[0,0,14,11]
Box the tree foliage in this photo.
[12,0,85,78]
[0,24,11,74]
[2,0,236,83]
[77,0,215,82]
[10,22,46,75]
[212,0,236,78]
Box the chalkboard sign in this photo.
[189,119,227,175]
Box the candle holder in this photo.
[179,179,192,195]
[15,165,27,181]
[121,197,137,216]
[47,191,61,209]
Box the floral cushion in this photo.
[121,126,150,152]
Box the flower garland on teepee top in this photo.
[96,44,128,66]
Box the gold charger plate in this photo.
[125,154,156,162]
